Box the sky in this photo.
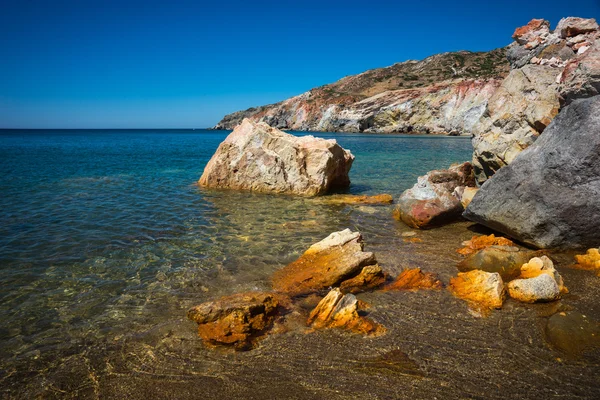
[1,0,599,129]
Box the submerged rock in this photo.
[187,292,284,350]
[316,194,393,205]
[449,270,505,310]
[457,245,536,281]
[339,264,387,294]
[385,268,443,291]
[546,311,600,356]
[199,119,354,196]
[307,288,385,335]
[464,96,600,249]
[271,229,377,296]
[456,234,515,257]
[393,162,476,229]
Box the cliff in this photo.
[214,49,509,135]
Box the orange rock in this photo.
[449,270,505,310]
[385,268,443,291]
[187,292,285,350]
[318,194,393,205]
[519,256,567,294]
[403,237,423,243]
[572,248,600,273]
[272,229,377,296]
[457,234,515,256]
[307,288,385,336]
[339,264,388,294]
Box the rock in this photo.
[456,186,479,209]
[519,256,567,294]
[546,311,600,356]
[316,194,393,205]
[512,19,550,46]
[187,292,284,350]
[464,96,600,249]
[271,229,377,296]
[457,245,536,281]
[559,39,600,106]
[385,268,443,291]
[449,270,505,310]
[507,274,561,303]
[307,288,385,335]
[393,162,476,229]
[556,17,599,38]
[456,234,515,257]
[339,264,387,294]
[199,119,354,196]
[471,64,560,183]
[572,248,600,272]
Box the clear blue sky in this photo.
[1,0,598,128]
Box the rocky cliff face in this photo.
[215,49,509,135]
[472,17,599,183]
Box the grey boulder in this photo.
[464,95,600,249]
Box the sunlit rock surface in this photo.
[199,119,354,196]
[449,270,505,310]
[385,268,443,291]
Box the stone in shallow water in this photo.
[546,311,600,356]
[457,245,536,281]
[339,264,387,294]
[307,288,385,335]
[198,118,354,196]
[187,292,285,350]
[519,256,567,294]
[572,248,600,273]
[271,229,377,296]
[385,268,443,291]
[393,162,476,229]
[456,234,515,257]
[449,270,505,310]
[507,274,561,303]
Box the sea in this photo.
[1,129,599,399]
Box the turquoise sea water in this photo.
[1,130,599,399]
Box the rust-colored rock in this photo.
[187,292,285,350]
[457,234,516,256]
[307,288,385,335]
[339,264,387,294]
[385,268,443,291]
[318,194,393,205]
[512,19,550,45]
[572,248,600,273]
[272,229,377,296]
[449,270,505,310]
[518,256,567,294]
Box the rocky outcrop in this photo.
[473,17,599,183]
[271,229,378,296]
[307,288,384,335]
[385,268,443,291]
[187,292,284,350]
[393,162,476,229]
[464,96,600,249]
[449,270,505,310]
[457,246,536,281]
[471,64,561,183]
[215,49,509,135]
[199,119,354,196]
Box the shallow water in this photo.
[1,130,599,399]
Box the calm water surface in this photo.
[1,130,599,399]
